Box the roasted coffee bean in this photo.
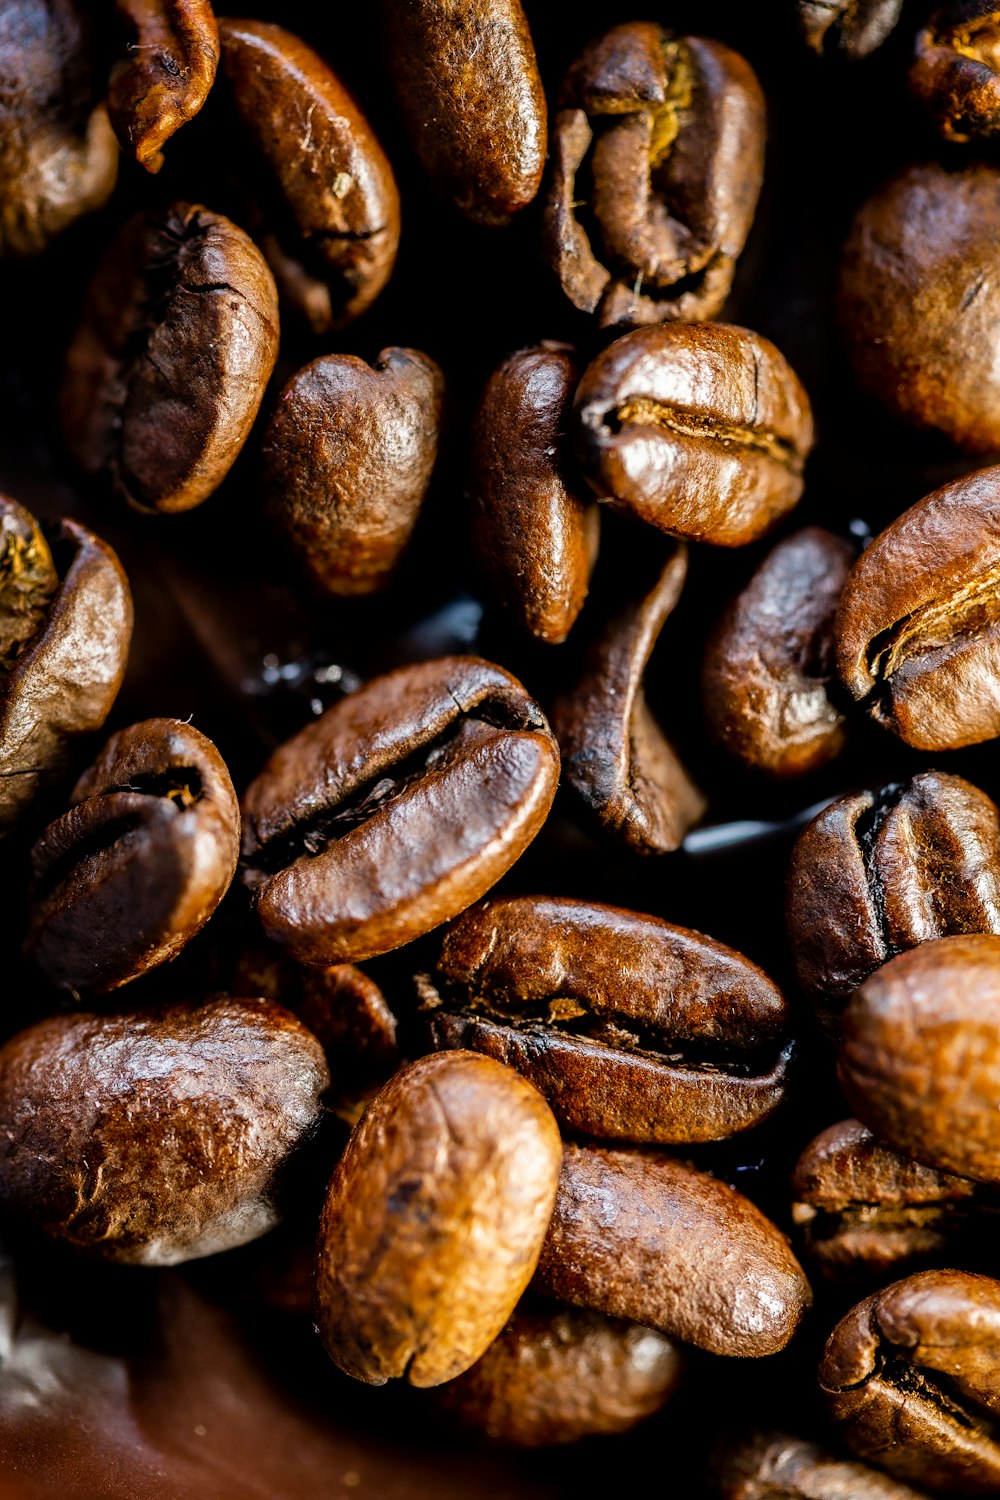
[838,164,1000,453]
[796,0,904,58]
[0,0,118,257]
[0,497,132,837]
[241,656,560,965]
[24,717,240,994]
[713,1430,935,1498]
[0,996,329,1265]
[786,772,1000,1034]
[261,348,443,596]
[840,935,1000,1183]
[835,468,1000,749]
[108,0,220,172]
[420,895,791,1143]
[60,201,279,514]
[551,541,705,852]
[534,1145,811,1358]
[819,1270,1000,1493]
[381,0,546,226]
[910,5,1000,143]
[434,1299,683,1447]
[315,1050,562,1387]
[470,343,596,645]
[791,1119,995,1281]
[702,527,853,777]
[572,324,813,546]
[544,25,765,329]
[217,19,400,332]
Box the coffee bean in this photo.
[786,772,1000,1034]
[713,1430,936,1498]
[0,497,132,838]
[840,934,1000,1183]
[24,717,240,994]
[60,201,279,513]
[838,164,1000,453]
[262,347,443,596]
[420,895,791,1143]
[835,468,1000,748]
[544,24,765,329]
[0,996,329,1264]
[572,323,813,545]
[910,5,1000,143]
[534,1145,812,1357]
[796,0,904,58]
[108,0,220,172]
[217,19,400,332]
[315,1050,562,1386]
[703,527,853,777]
[819,1270,1000,1493]
[241,656,560,965]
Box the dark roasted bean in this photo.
[796,0,904,58]
[108,0,219,172]
[713,1430,935,1498]
[910,5,1000,143]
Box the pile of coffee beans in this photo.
[2,2,1000,1495]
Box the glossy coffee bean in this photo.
[25,718,240,994]
[534,1145,811,1358]
[786,772,1000,1034]
[241,657,560,965]
[835,468,1000,749]
[0,0,118,257]
[714,1430,935,1498]
[820,1270,1000,1493]
[702,527,853,777]
[910,5,1000,143]
[573,324,813,545]
[792,1119,994,1282]
[262,348,443,596]
[544,24,765,329]
[434,1299,683,1447]
[838,164,1000,453]
[108,0,219,172]
[796,0,904,58]
[470,342,596,645]
[0,997,330,1264]
[0,497,132,837]
[60,201,279,513]
[218,19,400,332]
[551,541,705,852]
[315,1051,562,1386]
[840,935,1000,1183]
[382,0,545,226]
[421,895,791,1143]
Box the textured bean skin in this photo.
[797,0,904,58]
[108,0,219,171]
[315,1051,562,1387]
[910,7,1000,144]
[714,1430,936,1498]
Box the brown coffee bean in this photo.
[433,1299,683,1447]
[791,1119,994,1282]
[241,657,560,965]
[381,0,546,226]
[551,541,705,852]
[24,717,240,994]
[713,1430,936,1498]
[838,164,1000,453]
[835,468,1000,749]
[0,997,329,1265]
[0,0,118,257]
[911,6,1000,143]
[420,895,791,1144]
[819,1270,1000,1493]
[702,527,854,777]
[60,202,279,514]
[840,935,1000,1184]
[470,343,597,645]
[796,0,904,58]
[108,0,220,173]
[0,497,132,838]
[534,1145,811,1358]
[572,324,814,546]
[315,1051,562,1387]
[544,25,765,329]
[786,772,1000,1034]
[261,348,443,597]
[217,20,400,332]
